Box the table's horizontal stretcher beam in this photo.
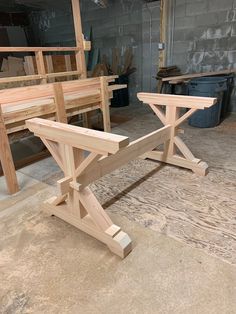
[78,125,171,187]
[137,93,217,109]
[26,118,129,155]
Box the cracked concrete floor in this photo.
[0,106,236,313]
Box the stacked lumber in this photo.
[92,48,136,77]
[156,66,181,79]
[24,55,77,76]
[0,57,25,78]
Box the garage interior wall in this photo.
[1,0,235,111]
[167,0,236,111]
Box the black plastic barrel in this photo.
[220,74,234,119]
[188,77,227,128]
[111,75,129,107]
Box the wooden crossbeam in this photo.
[138,93,217,109]
[26,118,129,155]
[78,125,171,187]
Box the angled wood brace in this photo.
[138,93,217,176]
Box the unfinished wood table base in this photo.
[26,93,216,258]
[138,93,217,176]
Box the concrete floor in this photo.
[0,105,236,313]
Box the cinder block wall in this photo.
[28,0,161,103]
[80,0,143,102]
[169,0,236,111]
[142,1,160,92]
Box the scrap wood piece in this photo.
[111,48,120,75]
[162,69,236,82]
[122,47,133,75]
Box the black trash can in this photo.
[220,74,234,119]
[188,77,227,128]
[111,75,129,107]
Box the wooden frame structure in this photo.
[138,93,217,175]
[0,46,90,85]
[0,76,126,195]
[0,0,89,85]
[26,93,216,258]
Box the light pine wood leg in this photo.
[141,102,209,176]
[0,106,19,194]
[100,76,111,132]
[34,134,132,258]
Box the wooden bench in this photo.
[26,93,216,258]
[0,76,126,195]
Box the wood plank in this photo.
[53,83,67,123]
[108,84,127,92]
[78,125,171,187]
[0,106,19,194]
[100,76,111,132]
[26,118,129,155]
[45,55,55,83]
[0,47,81,52]
[0,74,44,84]
[79,187,113,231]
[71,0,87,78]
[138,93,217,109]
[46,71,81,78]
[142,150,208,176]
[35,51,47,84]
[162,69,235,82]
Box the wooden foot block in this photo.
[143,151,209,176]
[43,200,132,258]
[192,161,209,176]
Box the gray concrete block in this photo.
[203,24,232,39]
[218,10,232,25]
[176,0,187,4]
[208,0,233,12]
[173,29,185,41]
[173,41,192,53]
[175,16,194,29]
[231,23,236,36]
[228,50,236,63]
[115,14,130,26]
[172,52,188,66]
[228,37,236,49]
[186,1,207,16]
[175,4,186,18]
[194,12,218,26]
[184,27,206,41]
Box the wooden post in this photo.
[24,56,35,75]
[65,55,73,81]
[45,55,55,83]
[158,0,169,92]
[35,50,47,84]
[100,76,111,132]
[27,118,134,258]
[71,0,90,127]
[0,106,19,194]
[164,106,180,157]
[53,83,67,123]
[71,0,87,79]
